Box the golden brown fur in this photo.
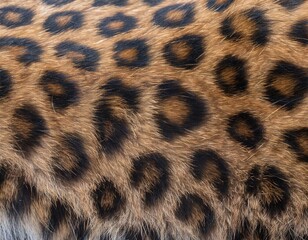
[0,0,307,239]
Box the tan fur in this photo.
[0,0,307,239]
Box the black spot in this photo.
[95,78,139,154]
[73,219,90,240]
[143,225,160,240]
[231,219,251,240]
[153,3,195,28]
[255,223,270,240]
[114,39,149,68]
[44,200,68,239]
[289,20,308,45]
[246,165,290,217]
[206,0,234,12]
[276,0,305,10]
[55,41,100,71]
[124,229,143,240]
[231,220,270,240]
[220,8,270,45]
[0,69,12,99]
[215,55,248,95]
[143,0,163,6]
[98,13,137,38]
[191,149,230,197]
[286,228,308,240]
[43,0,74,6]
[40,70,79,110]
[0,6,33,28]
[123,226,160,240]
[284,128,308,163]
[264,61,307,110]
[0,37,42,65]
[245,165,261,196]
[227,111,264,149]
[44,11,83,34]
[156,80,207,140]
[52,134,90,182]
[100,234,111,240]
[9,178,37,218]
[92,179,125,219]
[93,0,128,7]
[130,153,170,207]
[12,105,47,157]
[175,194,215,236]
[0,165,8,187]
[163,34,204,69]
[44,201,89,240]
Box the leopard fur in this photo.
[0,0,307,239]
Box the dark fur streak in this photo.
[0,69,12,99]
[9,178,37,218]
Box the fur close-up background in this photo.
[0,0,307,239]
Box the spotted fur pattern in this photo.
[0,0,307,239]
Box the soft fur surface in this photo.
[0,0,307,239]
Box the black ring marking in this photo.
[284,128,308,163]
[98,13,137,38]
[55,41,100,71]
[52,134,90,182]
[175,194,215,236]
[44,11,83,34]
[40,70,79,110]
[227,111,264,149]
[156,80,207,140]
[12,104,48,157]
[289,20,308,46]
[245,165,291,216]
[0,37,43,65]
[153,3,195,28]
[92,179,125,219]
[0,6,33,28]
[130,152,170,207]
[264,61,307,110]
[191,149,230,197]
[114,39,149,68]
[220,8,270,45]
[215,55,248,95]
[94,78,139,154]
[163,34,204,69]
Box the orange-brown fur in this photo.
[0,0,307,239]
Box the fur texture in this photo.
[0,0,307,239]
